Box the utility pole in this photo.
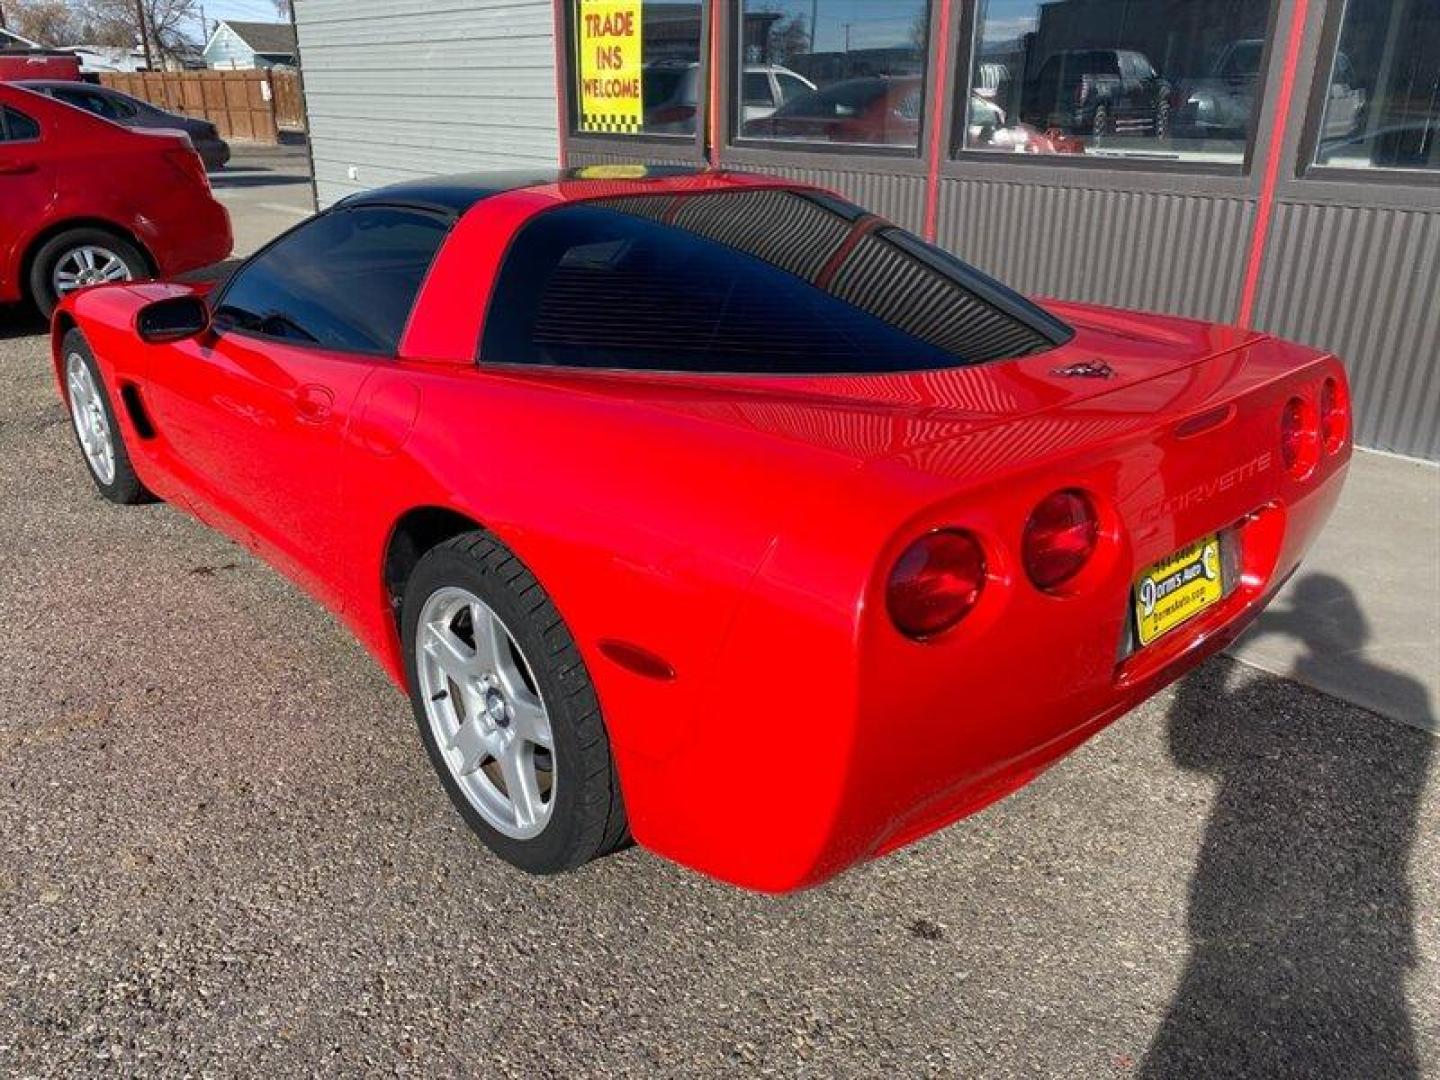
[134,0,154,70]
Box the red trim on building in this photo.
[552,0,570,168]
[1237,0,1310,327]
[922,0,955,242]
[707,0,723,166]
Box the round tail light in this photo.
[1023,489,1100,591]
[887,530,986,640]
[1320,376,1349,453]
[1280,395,1320,477]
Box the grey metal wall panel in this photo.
[294,0,559,207]
[935,177,1254,324]
[1254,202,1440,460]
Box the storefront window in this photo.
[1313,0,1439,171]
[735,1,931,149]
[961,0,1273,163]
[572,0,704,137]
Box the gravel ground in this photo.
[1,314,1436,1079]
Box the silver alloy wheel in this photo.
[417,587,555,840]
[66,352,116,486]
[53,245,132,296]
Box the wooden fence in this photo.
[270,69,305,132]
[99,69,307,143]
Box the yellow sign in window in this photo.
[577,0,645,135]
[1133,535,1224,647]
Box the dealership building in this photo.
[290,0,1439,459]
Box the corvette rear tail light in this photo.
[1022,489,1100,591]
[1320,376,1349,453]
[887,530,986,640]
[1280,395,1320,477]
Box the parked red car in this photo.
[52,167,1350,892]
[0,83,231,316]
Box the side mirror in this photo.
[137,295,210,344]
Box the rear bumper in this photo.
[872,467,1345,860]
[620,344,1351,893]
[140,194,232,279]
[197,140,232,171]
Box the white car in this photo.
[643,61,816,132]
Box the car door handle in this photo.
[294,384,334,424]
[0,160,37,175]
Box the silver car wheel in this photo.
[66,353,116,486]
[53,245,133,296]
[417,586,555,840]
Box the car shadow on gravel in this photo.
[1142,574,1433,1078]
[0,308,46,341]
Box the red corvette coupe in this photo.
[52,166,1350,892]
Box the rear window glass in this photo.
[482,190,1069,374]
[215,206,448,354]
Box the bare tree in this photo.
[75,0,199,58]
[273,0,290,17]
[5,0,84,44]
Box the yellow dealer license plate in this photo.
[1133,535,1224,647]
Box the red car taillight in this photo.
[887,530,987,640]
[1280,395,1320,477]
[1320,376,1349,453]
[1023,489,1100,591]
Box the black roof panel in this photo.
[335,165,711,216]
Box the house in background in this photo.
[201,20,297,70]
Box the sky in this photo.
[757,1,926,53]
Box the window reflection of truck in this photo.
[1177,40,1365,141]
[1019,49,1171,140]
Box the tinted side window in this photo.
[101,91,140,118]
[215,207,449,354]
[482,193,1066,374]
[1,106,41,142]
[54,88,114,118]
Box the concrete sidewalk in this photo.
[1228,449,1439,733]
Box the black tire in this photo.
[402,530,628,874]
[60,329,152,505]
[28,228,150,319]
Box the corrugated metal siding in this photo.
[295,0,559,206]
[569,149,702,169]
[730,164,929,235]
[1254,201,1440,460]
[935,178,1253,324]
